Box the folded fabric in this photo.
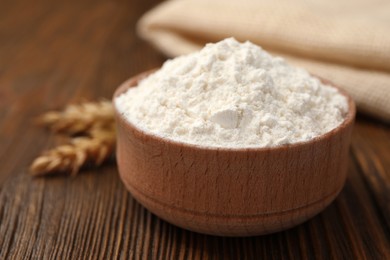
[137,0,390,122]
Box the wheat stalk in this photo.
[30,124,116,176]
[37,100,114,135]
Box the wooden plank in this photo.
[351,117,390,229]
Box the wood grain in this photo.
[0,0,389,258]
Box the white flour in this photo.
[115,38,348,148]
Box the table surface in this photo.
[1,0,389,259]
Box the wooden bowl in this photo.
[113,70,356,236]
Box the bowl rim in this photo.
[113,69,356,152]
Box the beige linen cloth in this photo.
[137,0,390,122]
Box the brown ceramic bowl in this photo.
[113,70,355,236]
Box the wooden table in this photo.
[1,0,389,258]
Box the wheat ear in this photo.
[36,100,114,135]
[30,124,116,176]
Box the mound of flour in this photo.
[115,38,348,148]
